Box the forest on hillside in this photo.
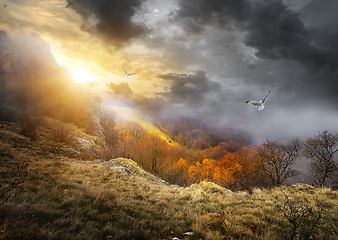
[99,114,338,190]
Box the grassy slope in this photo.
[0,121,337,240]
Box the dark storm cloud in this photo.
[243,1,338,106]
[159,71,221,107]
[173,0,338,107]
[244,1,338,69]
[66,0,147,45]
[244,0,338,106]
[174,0,250,33]
[245,1,309,60]
[175,0,337,69]
[300,0,338,31]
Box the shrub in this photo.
[21,117,40,140]
[274,192,325,240]
[0,162,29,205]
[50,122,73,145]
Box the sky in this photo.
[1,0,338,144]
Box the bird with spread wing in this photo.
[246,91,270,111]
[123,67,135,77]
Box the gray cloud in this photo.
[124,0,336,143]
[245,1,338,109]
[300,0,338,31]
[244,1,338,70]
[171,0,338,108]
[159,71,221,107]
[108,82,133,97]
[174,0,338,69]
[173,0,250,33]
[67,0,147,45]
[245,1,309,60]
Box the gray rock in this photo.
[112,166,132,175]
[291,183,314,189]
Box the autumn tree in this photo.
[214,147,266,190]
[144,134,168,174]
[188,159,216,182]
[214,151,245,189]
[175,158,189,172]
[256,139,301,187]
[304,131,338,188]
[168,158,190,185]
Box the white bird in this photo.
[246,90,271,111]
[123,67,135,77]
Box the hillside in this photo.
[109,105,180,147]
[0,121,337,240]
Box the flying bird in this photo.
[246,90,271,111]
[123,67,135,77]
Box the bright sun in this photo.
[49,44,102,84]
[69,68,97,83]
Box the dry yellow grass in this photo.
[0,121,337,240]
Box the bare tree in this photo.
[274,192,325,240]
[257,139,301,186]
[304,131,338,188]
[148,134,167,174]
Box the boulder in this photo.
[112,166,132,175]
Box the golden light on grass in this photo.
[110,105,179,146]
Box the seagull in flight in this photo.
[246,90,271,111]
[123,67,135,77]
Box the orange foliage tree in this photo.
[175,158,189,171]
[168,158,190,185]
[144,134,169,174]
[100,117,270,189]
[188,158,216,182]
[213,147,264,190]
